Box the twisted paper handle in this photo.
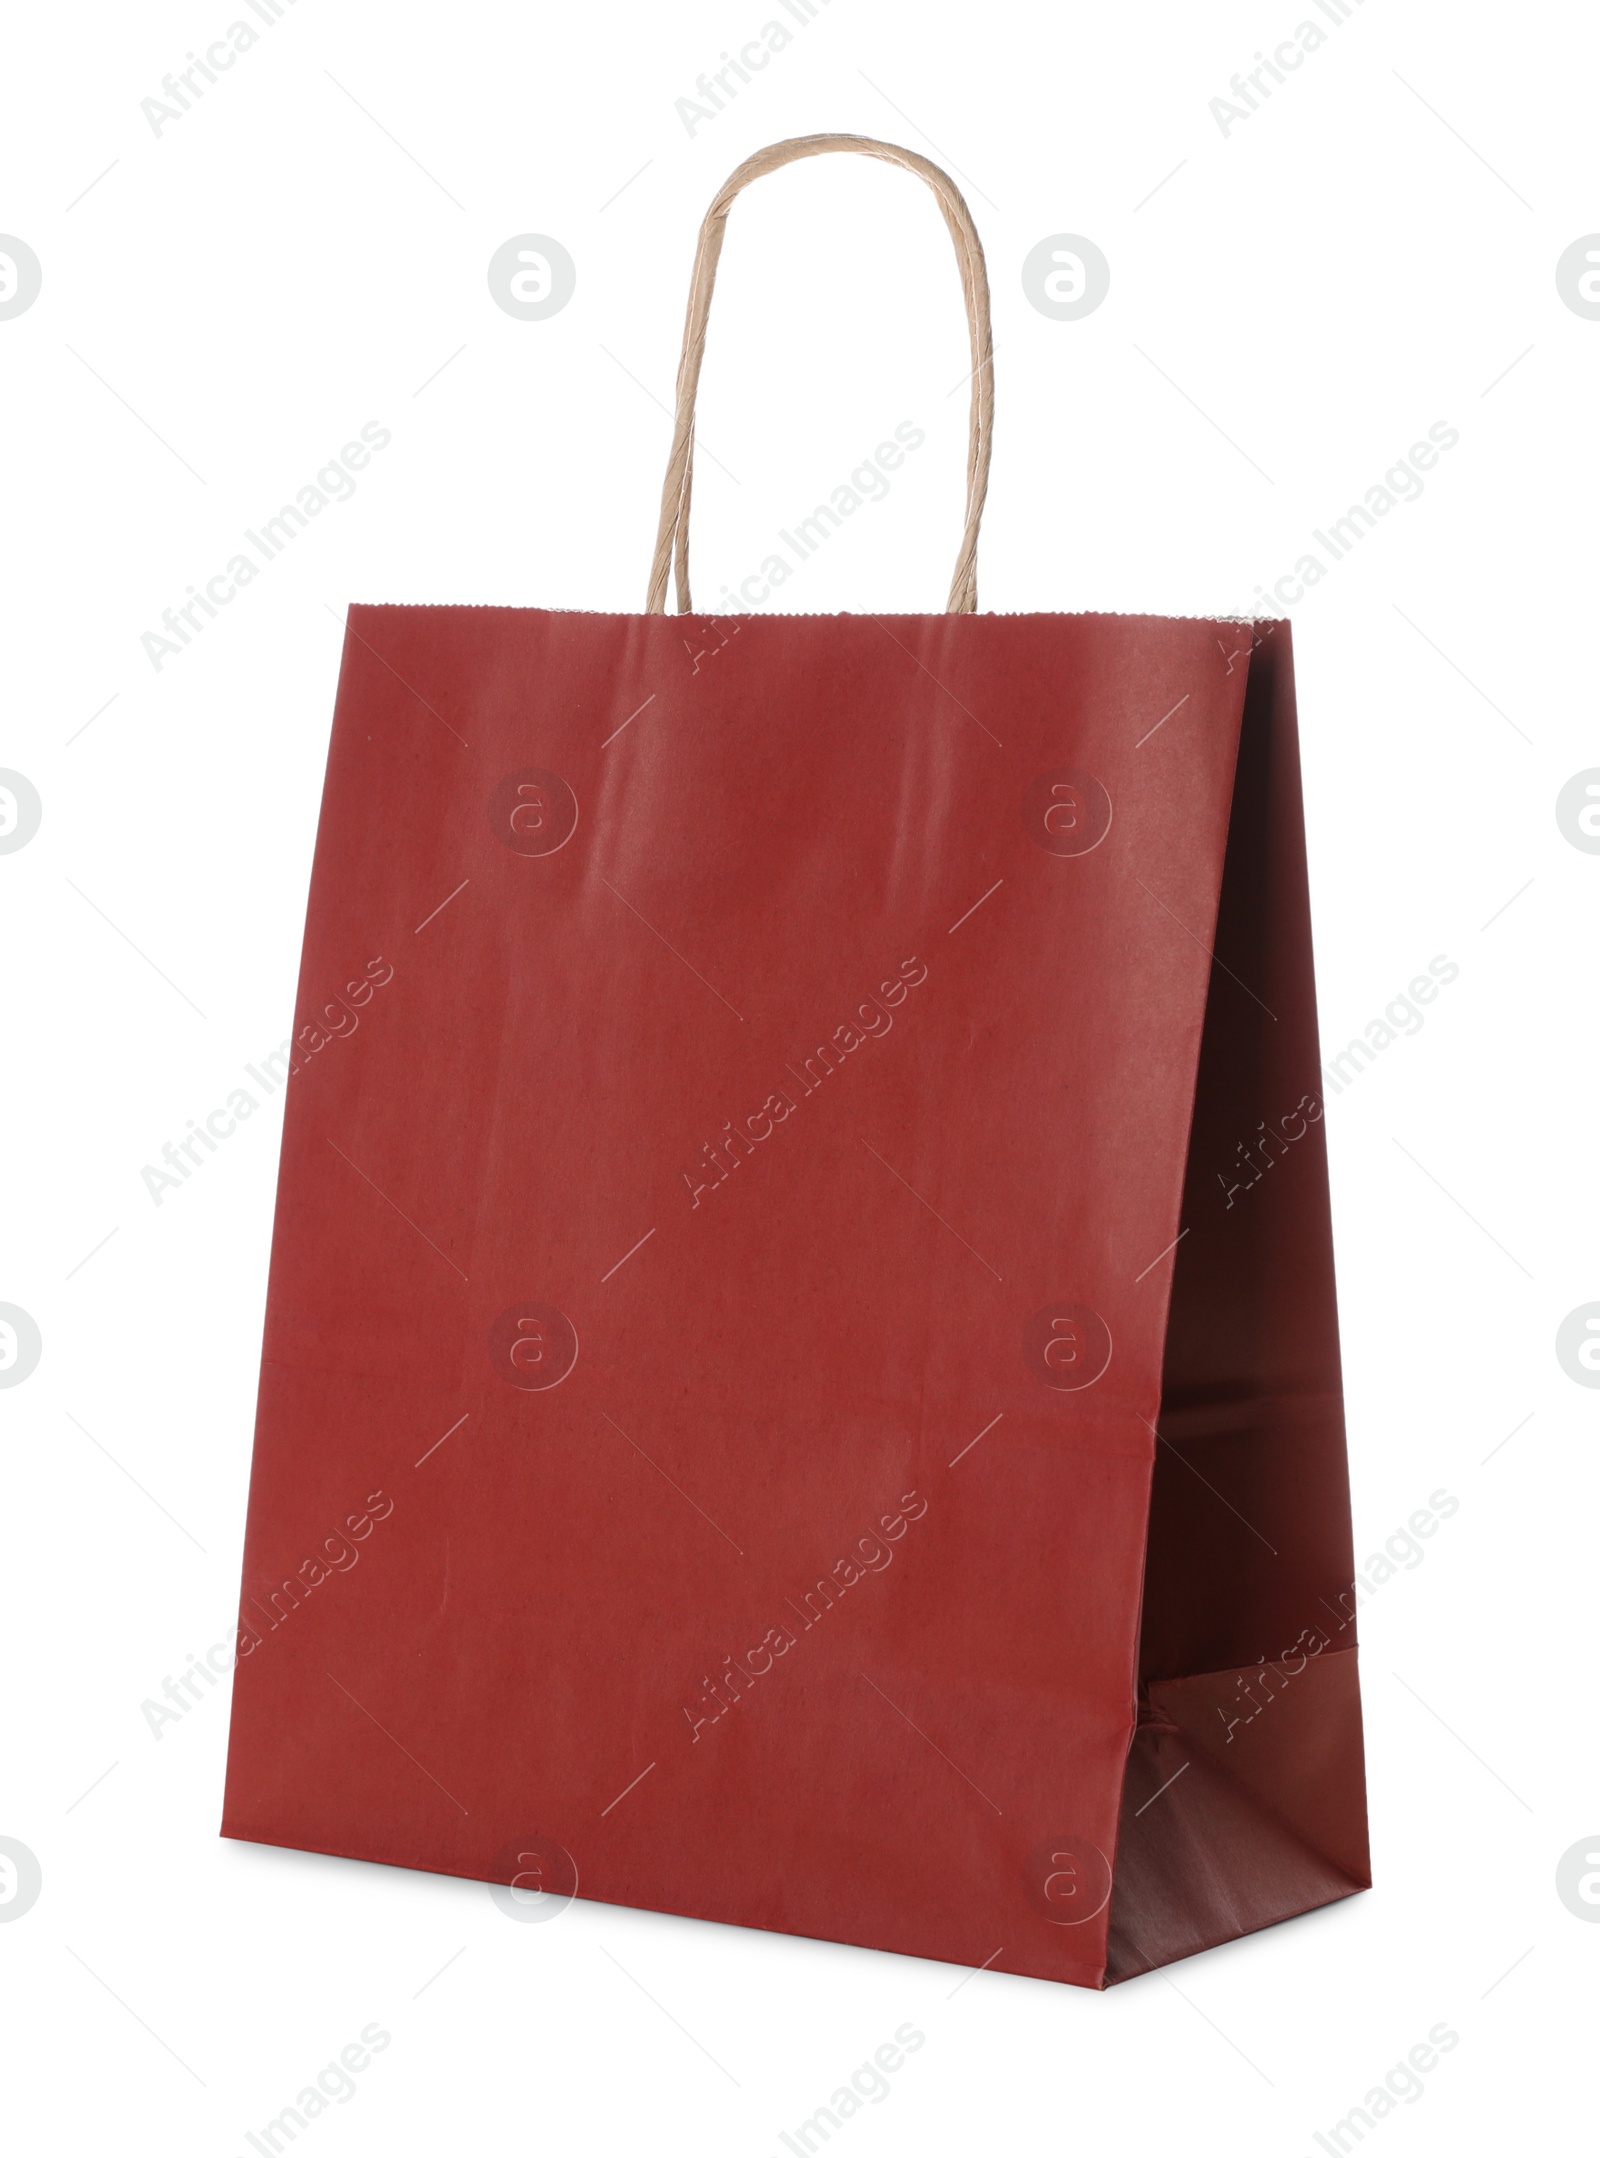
[646,133,994,615]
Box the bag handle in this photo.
[646,133,994,616]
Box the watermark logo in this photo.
[143,424,393,672]
[1555,1303,1600,1388]
[768,2024,926,2150]
[0,1305,42,1389]
[487,236,576,320]
[1208,7,1365,140]
[683,1492,927,1740]
[704,421,927,618]
[1555,769,1600,852]
[682,956,928,1211]
[1317,955,1459,1103]
[1556,1835,1600,1920]
[1217,1628,1329,1742]
[239,1491,394,1648]
[486,1835,579,1921]
[141,10,301,138]
[1024,1305,1112,1392]
[0,1836,42,1922]
[1316,1487,1460,1641]
[0,237,42,321]
[1253,421,1461,612]
[489,770,579,856]
[489,1304,579,1391]
[142,1636,248,1739]
[673,7,828,136]
[1300,2025,1460,2150]
[236,2024,391,2150]
[1022,769,1112,855]
[1021,236,1109,321]
[1023,1834,1111,1924]
[0,771,42,853]
[1217,1093,1323,1208]
[1555,235,1600,320]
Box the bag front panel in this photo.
[224,604,1247,1984]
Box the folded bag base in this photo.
[222,136,1369,1989]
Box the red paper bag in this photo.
[223,135,1369,1987]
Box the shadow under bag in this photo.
[224,133,1370,1987]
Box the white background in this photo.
[1,1,1594,2151]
